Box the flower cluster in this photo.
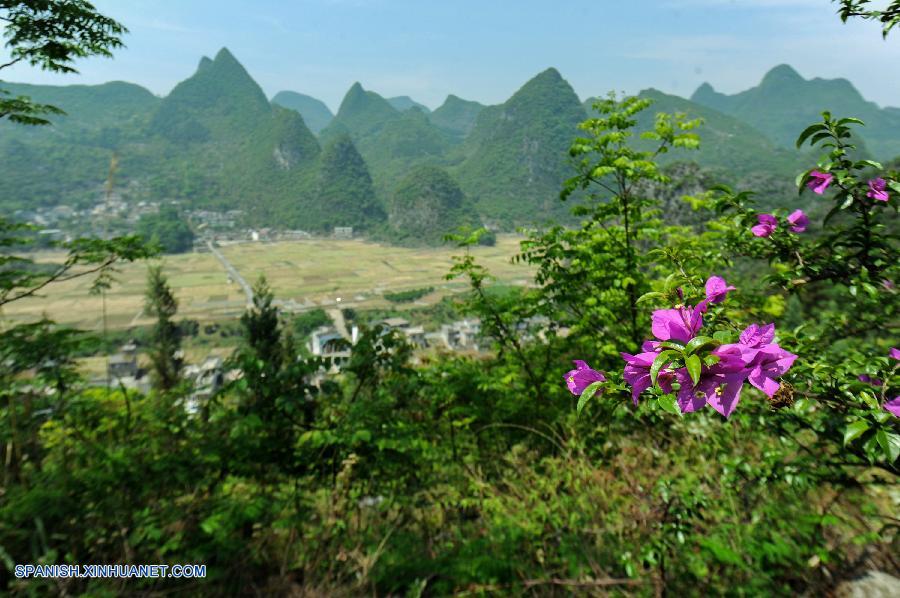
[618,277,797,418]
[883,348,900,418]
[806,169,891,202]
[751,210,808,237]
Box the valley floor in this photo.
[1,234,530,331]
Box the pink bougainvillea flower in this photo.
[674,364,747,418]
[745,344,798,397]
[807,170,833,195]
[705,275,737,304]
[885,397,900,418]
[858,374,884,387]
[621,350,674,405]
[751,213,778,238]
[565,360,605,396]
[706,373,749,418]
[787,209,809,233]
[671,344,748,417]
[867,178,890,202]
[719,323,776,363]
[890,347,900,360]
[651,305,704,344]
[739,323,776,348]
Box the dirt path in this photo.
[327,308,350,340]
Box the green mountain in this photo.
[0,48,380,232]
[0,80,158,131]
[305,134,384,231]
[149,48,272,144]
[271,90,334,134]
[0,80,160,210]
[388,96,430,113]
[320,82,399,142]
[429,94,485,139]
[386,165,480,245]
[452,68,586,225]
[691,64,900,160]
[319,83,457,194]
[5,55,896,236]
[617,88,807,178]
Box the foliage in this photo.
[292,307,332,338]
[144,265,182,392]
[136,204,194,254]
[0,0,126,124]
[835,0,900,37]
[385,165,481,246]
[383,286,434,303]
[0,216,153,307]
[1,4,898,595]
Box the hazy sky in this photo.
[3,0,899,111]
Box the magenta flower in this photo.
[717,322,776,364]
[890,347,899,360]
[751,214,778,238]
[712,323,795,398]
[858,374,883,387]
[807,170,833,195]
[673,346,748,417]
[565,360,606,396]
[621,349,674,405]
[651,305,704,344]
[882,279,896,291]
[867,178,889,202]
[739,323,776,348]
[745,344,798,397]
[787,209,809,233]
[885,397,900,418]
[705,276,736,304]
[681,372,748,418]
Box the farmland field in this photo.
[2,235,531,330]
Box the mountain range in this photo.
[2,48,898,240]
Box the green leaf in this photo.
[876,430,900,463]
[685,335,717,355]
[650,350,677,386]
[854,159,882,170]
[836,117,865,127]
[636,291,664,304]
[795,124,826,148]
[712,330,733,343]
[658,341,685,351]
[658,394,680,416]
[685,354,701,386]
[577,381,604,415]
[703,354,721,368]
[843,420,870,446]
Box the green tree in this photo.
[0,0,126,124]
[145,265,181,392]
[835,0,900,37]
[136,204,195,254]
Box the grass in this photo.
[3,235,531,331]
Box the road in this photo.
[207,240,254,308]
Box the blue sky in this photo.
[3,0,899,111]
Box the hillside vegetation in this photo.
[3,53,900,240]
